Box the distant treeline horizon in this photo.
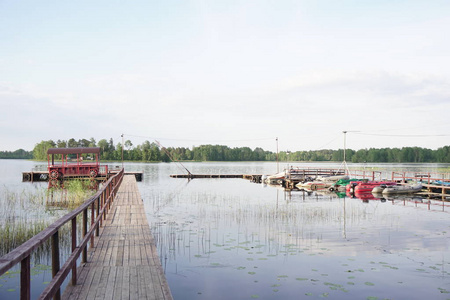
[1,138,450,163]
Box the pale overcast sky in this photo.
[1,0,449,152]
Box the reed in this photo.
[46,179,95,209]
[0,181,95,260]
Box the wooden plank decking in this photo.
[63,175,173,300]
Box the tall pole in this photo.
[338,131,351,176]
[121,134,124,169]
[343,131,347,163]
[276,137,279,173]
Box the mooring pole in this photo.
[276,137,279,173]
[121,134,124,169]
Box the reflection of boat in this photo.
[355,191,381,201]
[382,183,423,195]
[383,195,424,202]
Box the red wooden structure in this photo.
[47,147,108,180]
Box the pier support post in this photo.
[51,231,61,300]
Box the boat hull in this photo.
[382,184,423,195]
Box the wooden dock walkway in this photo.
[63,175,173,300]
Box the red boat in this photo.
[346,181,362,192]
[354,181,396,193]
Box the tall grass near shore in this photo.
[0,180,96,260]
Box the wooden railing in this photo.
[0,169,124,300]
[391,171,450,183]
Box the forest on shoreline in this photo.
[1,138,450,163]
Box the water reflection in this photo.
[1,161,450,299]
[137,163,450,299]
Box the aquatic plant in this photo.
[46,179,96,209]
[0,182,96,261]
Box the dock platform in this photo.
[63,175,172,300]
[22,171,143,182]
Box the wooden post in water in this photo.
[51,231,61,300]
[20,256,30,300]
[82,209,87,263]
[71,218,77,286]
[90,202,95,248]
[96,197,100,237]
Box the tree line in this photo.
[5,138,450,163]
[0,149,33,159]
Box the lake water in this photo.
[1,160,450,299]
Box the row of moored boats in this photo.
[264,170,424,195]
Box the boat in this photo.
[346,181,363,192]
[354,181,396,193]
[265,171,287,185]
[381,183,423,195]
[328,178,359,192]
[296,181,334,191]
[316,175,349,182]
[432,180,450,186]
[372,184,388,194]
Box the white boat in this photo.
[371,185,386,194]
[381,183,422,195]
[316,175,349,182]
[296,181,334,191]
[265,171,287,185]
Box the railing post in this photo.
[102,191,107,221]
[108,184,112,210]
[90,202,95,248]
[20,255,30,300]
[71,218,77,285]
[96,197,100,236]
[52,231,61,300]
[82,208,88,263]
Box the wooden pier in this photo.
[63,174,172,300]
[0,171,171,300]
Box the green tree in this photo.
[33,140,56,160]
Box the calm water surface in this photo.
[1,160,450,299]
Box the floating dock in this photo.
[22,171,143,182]
[170,168,450,199]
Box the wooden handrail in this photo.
[0,168,124,300]
[391,171,450,183]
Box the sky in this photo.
[1,0,449,152]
